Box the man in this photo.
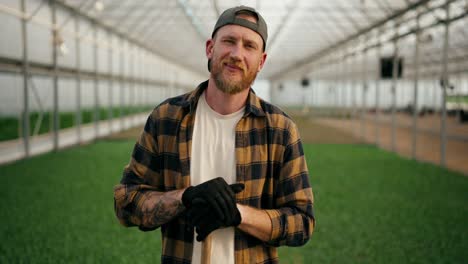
[114,6,315,264]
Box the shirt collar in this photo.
[182,80,266,117]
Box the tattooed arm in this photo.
[114,110,191,230]
[138,189,186,228]
[114,183,186,230]
[113,144,188,230]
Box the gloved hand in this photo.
[187,183,244,241]
[182,177,241,222]
[189,198,223,241]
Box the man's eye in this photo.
[246,44,256,50]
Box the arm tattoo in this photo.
[140,190,185,228]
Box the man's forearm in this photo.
[114,184,187,229]
[237,204,272,242]
[139,189,186,228]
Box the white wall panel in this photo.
[80,79,94,109]
[58,77,76,111]
[111,81,119,108]
[0,73,21,116]
[28,75,52,112]
[78,19,93,71]
[97,28,108,74]
[98,80,109,107]
[120,40,128,76]
[110,35,119,75]
[0,0,22,60]
[26,0,52,64]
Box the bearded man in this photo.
[114,6,315,264]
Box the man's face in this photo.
[206,16,267,94]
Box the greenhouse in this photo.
[0,0,467,263]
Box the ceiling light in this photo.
[59,42,68,56]
[53,32,68,56]
[94,1,104,12]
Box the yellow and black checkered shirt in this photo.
[114,81,315,263]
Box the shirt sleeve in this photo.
[264,121,315,247]
[113,113,184,231]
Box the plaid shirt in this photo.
[114,81,315,263]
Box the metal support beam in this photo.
[119,39,125,131]
[0,55,187,89]
[270,0,434,80]
[267,0,300,53]
[375,31,381,147]
[176,0,207,42]
[20,0,30,157]
[440,1,451,167]
[130,46,136,126]
[93,22,99,137]
[412,13,421,159]
[75,13,82,144]
[51,0,59,151]
[108,30,113,133]
[52,0,205,77]
[109,1,146,29]
[346,48,353,132]
[391,24,399,152]
[361,36,368,142]
[351,52,358,137]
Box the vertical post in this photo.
[92,23,99,137]
[20,0,30,157]
[343,52,348,120]
[312,73,316,116]
[120,39,125,131]
[375,30,381,147]
[361,37,368,142]
[412,13,421,159]
[440,2,450,167]
[391,23,399,152]
[347,49,354,132]
[310,69,314,112]
[352,52,358,137]
[334,60,339,117]
[340,52,346,119]
[51,0,59,151]
[130,46,136,125]
[75,13,82,144]
[108,31,113,133]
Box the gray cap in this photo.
[212,6,268,50]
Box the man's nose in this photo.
[229,44,243,61]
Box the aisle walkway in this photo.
[0,113,148,165]
[314,113,468,175]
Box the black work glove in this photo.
[189,198,223,241]
[182,177,240,222]
[187,183,244,241]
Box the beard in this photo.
[210,57,259,95]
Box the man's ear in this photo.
[206,39,214,59]
[257,53,268,72]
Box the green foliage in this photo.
[447,95,468,104]
[0,117,19,141]
[0,143,467,262]
[279,144,468,263]
[0,140,161,263]
[0,106,153,142]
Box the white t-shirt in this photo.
[190,92,244,264]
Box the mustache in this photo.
[223,58,245,72]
